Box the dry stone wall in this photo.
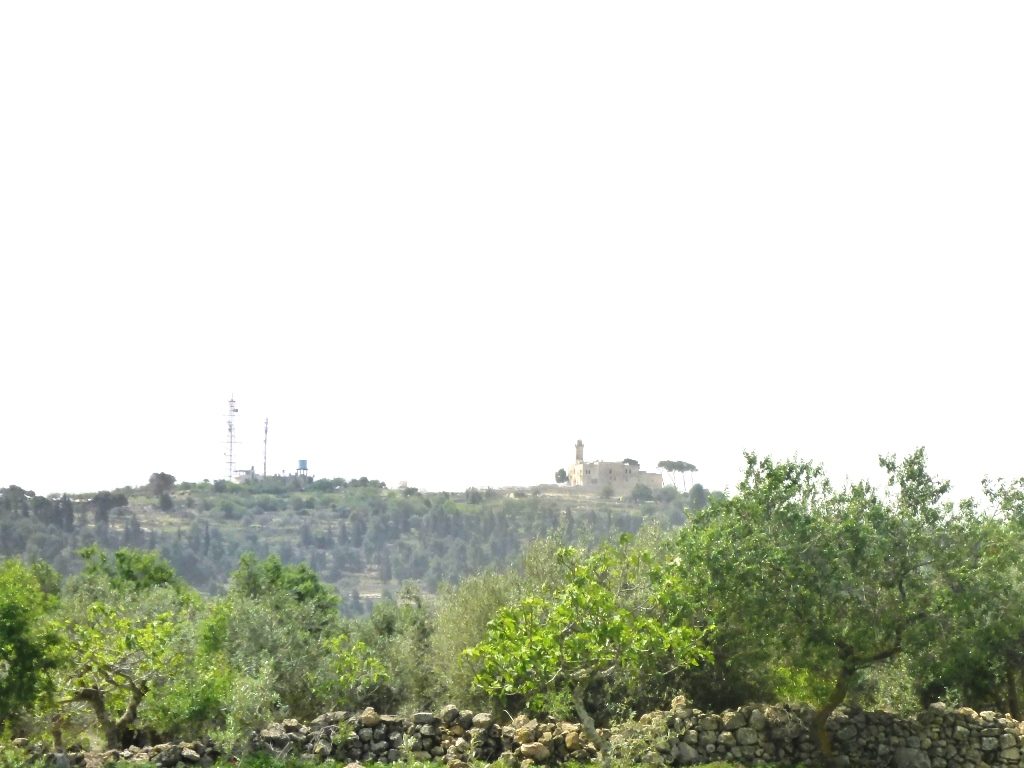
[13,700,1024,768]
[614,698,1024,768]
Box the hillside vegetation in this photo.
[3,449,1024,765]
[0,475,711,610]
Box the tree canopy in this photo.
[148,473,176,495]
[467,540,707,761]
[50,548,197,747]
[0,560,60,728]
[658,460,697,489]
[657,460,696,474]
[673,449,965,756]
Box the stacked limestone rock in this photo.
[245,707,597,767]
[610,697,809,766]
[916,703,1024,768]
[20,701,1024,768]
[9,737,220,768]
[613,697,1024,768]
[498,713,597,767]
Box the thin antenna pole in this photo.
[263,418,269,479]
[226,396,239,481]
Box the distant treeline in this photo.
[0,475,713,610]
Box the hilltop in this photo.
[0,474,715,612]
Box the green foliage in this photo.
[48,548,198,747]
[657,460,697,474]
[17,450,1024,748]
[427,570,519,708]
[657,460,696,488]
[231,754,316,768]
[351,586,433,711]
[148,473,176,496]
[848,654,920,714]
[1,473,694,605]
[211,660,281,749]
[0,559,60,726]
[629,484,654,502]
[0,487,31,516]
[228,554,338,617]
[0,743,37,768]
[78,546,186,594]
[93,491,128,517]
[467,541,707,724]
[673,449,961,755]
[323,633,389,707]
[185,554,384,746]
[686,483,709,510]
[907,478,1024,716]
[141,619,231,738]
[29,561,61,597]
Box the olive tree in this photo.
[189,555,385,746]
[674,449,958,760]
[912,478,1024,716]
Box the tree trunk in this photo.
[75,688,119,749]
[75,683,145,749]
[572,680,611,768]
[115,684,147,741]
[810,665,854,765]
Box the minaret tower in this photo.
[575,439,584,463]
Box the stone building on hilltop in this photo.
[567,440,663,493]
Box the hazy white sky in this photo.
[1,2,1021,499]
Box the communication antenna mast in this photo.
[263,418,269,479]
[225,396,239,480]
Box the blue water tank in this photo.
[298,459,308,471]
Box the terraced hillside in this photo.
[0,476,712,612]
